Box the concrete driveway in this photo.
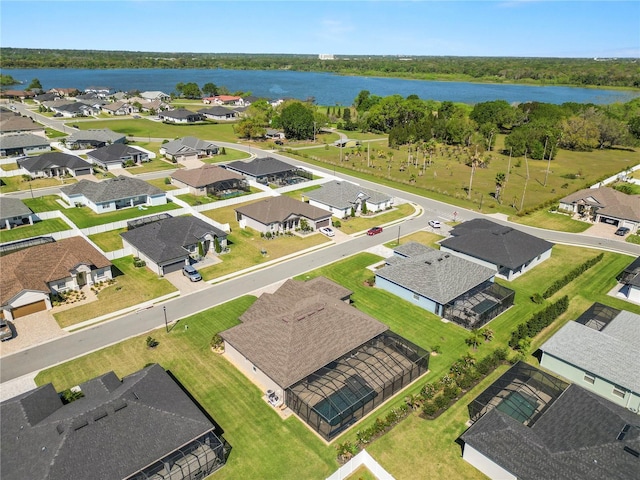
[583,222,630,241]
[0,310,66,358]
[164,269,210,294]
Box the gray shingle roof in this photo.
[65,129,125,144]
[376,242,496,304]
[0,133,50,149]
[539,310,640,393]
[221,278,387,389]
[61,175,163,203]
[120,216,227,264]
[198,106,237,116]
[225,156,297,177]
[87,144,145,163]
[461,384,640,480]
[0,197,33,219]
[306,180,391,209]
[440,218,554,270]
[18,152,92,173]
[160,108,202,120]
[161,136,218,156]
[0,364,218,480]
[235,196,331,224]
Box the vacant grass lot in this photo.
[335,203,415,235]
[35,239,638,479]
[54,256,177,328]
[509,208,591,232]
[0,218,72,243]
[145,177,178,191]
[0,176,76,193]
[71,119,239,143]
[24,195,182,228]
[88,228,126,252]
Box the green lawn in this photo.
[509,208,591,232]
[53,256,177,328]
[31,236,640,479]
[88,228,126,251]
[336,203,415,235]
[0,218,72,243]
[25,195,182,228]
[123,158,180,174]
[146,177,178,191]
[201,148,252,164]
[73,119,240,143]
[37,296,339,480]
[0,176,76,193]
[176,187,260,206]
[0,162,19,171]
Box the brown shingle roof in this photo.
[171,164,244,188]
[220,278,387,388]
[235,196,331,224]
[0,116,43,133]
[560,187,640,222]
[0,237,111,304]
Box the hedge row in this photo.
[542,253,603,298]
[509,296,569,349]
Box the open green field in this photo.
[24,195,182,228]
[0,175,76,193]
[0,218,71,243]
[508,208,591,232]
[88,228,126,252]
[284,134,639,218]
[70,119,240,143]
[53,256,177,328]
[34,238,638,479]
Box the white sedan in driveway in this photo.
[319,227,335,237]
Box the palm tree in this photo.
[481,328,494,343]
[465,329,483,351]
[495,172,506,203]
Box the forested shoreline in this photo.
[1,48,639,88]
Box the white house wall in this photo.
[462,444,517,480]
[224,342,281,395]
[627,285,640,303]
[7,290,51,309]
[375,275,441,316]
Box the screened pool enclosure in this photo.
[286,332,429,440]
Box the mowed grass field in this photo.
[35,240,638,479]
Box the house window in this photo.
[613,386,626,399]
[413,293,420,301]
[583,373,595,384]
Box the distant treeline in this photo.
[1,48,639,88]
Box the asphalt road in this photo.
[2,122,638,383]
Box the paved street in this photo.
[1,112,639,386]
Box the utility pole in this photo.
[544,138,553,187]
[520,150,530,212]
[163,306,168,333]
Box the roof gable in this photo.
[306,180,391,209]
[235,196,331,224]
[61,175,163,203]
[171,164,243,188]
[225,156,297,176]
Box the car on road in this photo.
[428,220,441,228]
[0,319,13,342]
[615,227,631,236]
[319,226,335,237]
[182,265,202,282]
[367,226,383,236]
[274,139,284,145]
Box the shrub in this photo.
[509,296,569,348]
[333,219,341,228]
[542,254,603,298]
[146,336,159,348]
[164,177,171,185]
[531,293,544,304]
[422,401,438,417]
[434,394,449,410]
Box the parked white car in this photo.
[319,227,335,237]
[428,220,441,228]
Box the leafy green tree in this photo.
[279,101,314,140]
[629,116,640,140]
[202,82,218,97]
[27,78,42,90]
[175,82,201,99]
[235,116,266,139]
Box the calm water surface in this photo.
[5,68,639,105]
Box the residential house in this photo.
[235,196,332,234]
[48,87,79,97]
[33,92,61,104]
[120,216,228,276]
[87,144,149,171]
[202,95,241,105]
[439,219,554,281]
[140,90,171,101]
[334,139,361,148]
[305,180,393,218]
[60,175,166,214]
[539,304,640,413]
[159,108,203,124]
[64,129,126,149]
[171,164,249,197]
[160,136,219,162]
[617,256,640,302]
[559,186,640,232]
[128,97,169,113]
[0,90,36,101]
[375,242,515,329]
[460,362,639,480]
[48,101,98,118]
[220,277,429,440]
[101,100,139,116]
[0,237,112,320]
[0,115,46,137]
[18,152,93,178]
[265,128,285,139]
[0,364,229,480]
[0,133,51,156]
[239,95,260,107]
[0,197,36,230]
[84,86,112,98]
[224,156,311,185]
[198,106,238,121]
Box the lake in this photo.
[5,68,640,106]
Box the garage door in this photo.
[162,260,185,275]
[316,219,331,228]
[12,300,47,318]
[600,217,619,226]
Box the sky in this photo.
[1,1,638,58]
